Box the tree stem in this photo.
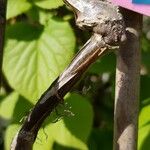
[114,9,143,150]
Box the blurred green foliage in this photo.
[0,0,150,149]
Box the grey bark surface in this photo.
[114,9,143,150]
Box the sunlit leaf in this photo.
[49,93,93,150]
[4,124,21,150]
[0,92,19,120]
[7,0,31,19]
[33,125,54,150]
[138,104,150,150]
[0,92,32,123]
[3,18,75,103]
[5,123,54,150]
[34,0,64,9]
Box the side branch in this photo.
[11,34,111,150]
[114,9,143,150]
[0,0,7,88]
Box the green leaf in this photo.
[7,0,31,19]
[2,93,32,150]
[33,125,54,150]
[0,92,32,123]
[142,52,150,74]
[5,123,55,150]
[88,129,113,150]
[138,105,150,150]
[140,76,150,102]
[4,93,93,150]
[88,53,116,74]
[34,0,64,9]
[0,92,19,120]
[4,124,21,150]
[49,93,93,150]
[3,18,75,103]
[142,35,150,52]
[3,94,53,150]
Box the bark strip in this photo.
[114,9,143,150]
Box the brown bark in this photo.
[11,35,111,150]
[11,1,126,149]
[114,9,143,150]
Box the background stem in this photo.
[0,0,7,88]
[114,9,143,150]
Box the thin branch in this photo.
[11,34,111,150]
[113,9,143,150]
[11,0,126,149]
[0,0,7,88]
